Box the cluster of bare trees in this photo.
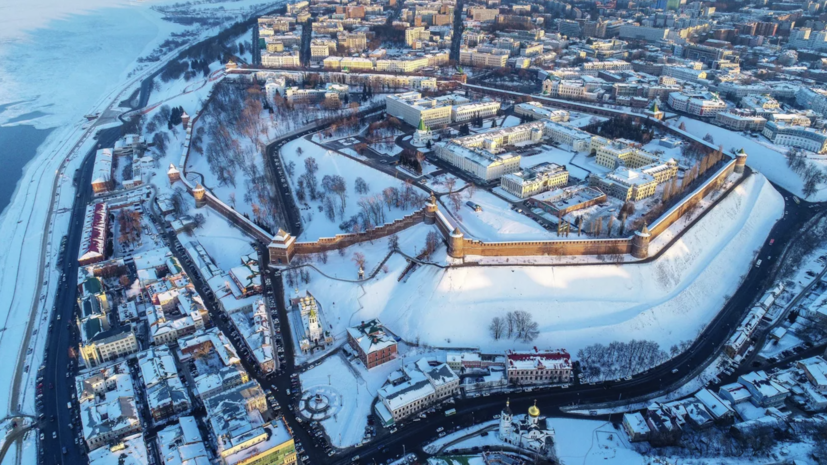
[786,148,826,198]
[489,310,540,342]
[199,80,280,230]
[577,339,690,382]
[344,182,428,232]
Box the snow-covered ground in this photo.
[443,189,554,242]
[178,206,255,270]
[280,136,424,241]
[670,117,826,201]
[297,174,783,354]
[549,418,646,465]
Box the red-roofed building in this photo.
[79,203,110,265]
[506,348,572,386]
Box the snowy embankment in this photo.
[673,117,825,201]
[280,137,422,242]
[300,174,782,355]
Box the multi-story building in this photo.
[435,143,522,181]
[514,102,569,122]
[405,26,430,46]
[79,325,139,368]
[619,24,669,42]
[796,86,827,115]
[737,371,789,407]
[347,319,398,369]
[469,7,498,21]
[229,299,277,373]
[505,349,572,385]
[667,91,726,117]
[451,100,501,123]
[137,346,191,423]
[459,47,510,68]
[763,121,827,154]
[715,111,766,132]
[309,38,336,59]
[739,95,781,117]
[375,56,430,73]
[541,120,596,152]
[595,142,661,170]
[77,361,142,450]
[205,382,296,465]
[91,148,114,194]
[500,163,569,198]
[78,202,109,265]
[261,50,301,68]
[385,92,472,127]
[662,66,708,82]
[337,31,367,51]
[592,167,659,201]
[683,44,735,66]
[156,417,211,465]
[376,358,460,422]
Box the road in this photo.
[36,127,123,465]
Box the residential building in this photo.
[156,417,210,465]
[78,202,109,265]
[76,361,142,450]
[229,299,276,373]
[92,148,114,194]
[137,346,191,423]
[622,412,651,441]
[89,434,148,465]
[796,87,827,115]
[459,47,510,68]
[347,319,398,369]
[737,371,790,407]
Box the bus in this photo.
[445,408,457,417]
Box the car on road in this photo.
[52,432,57,439]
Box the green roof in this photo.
[83,277,102,295]
[84,318,103,340]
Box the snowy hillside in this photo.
[672,117,825,201]
[298,174,783,354]
[280,137,426,241]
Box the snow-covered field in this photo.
[670,117,826,201]
[280,137,423,241]
[298,174,783,354]
[521,145,589,180]
[299,353,399,448]
[549,418,645,465]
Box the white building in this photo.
[763,121,827,154]
[501,162,569,198]
[376,358,460,422]
[77,361,142,451]
[506,349,572,385]
[667,91,726,117]
[514,102,570,122]
[156,417,210,465]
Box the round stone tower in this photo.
[631,222,651,260]
[448,227,465,259]
[193,183,206,208]
[424,193,438,225]
[734,148,747,174]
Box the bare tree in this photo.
[352,252,366,269]
[388,233,400,251]
[423,231,440,257]
[489,317,506,340]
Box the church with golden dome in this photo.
[498,399,555,455]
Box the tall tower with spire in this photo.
[498,399,513,439]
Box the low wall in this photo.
[293,209,426,255]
